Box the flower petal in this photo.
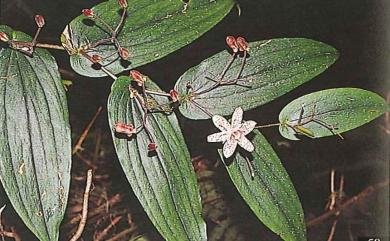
[223,138,238,158]
[238,136,255,152]
[207,132,228,143]
[231,107,243,128]
[240,120,257,135]
[212,115,231,132]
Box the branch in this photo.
[94,216,122,241]
[307,179,389,227]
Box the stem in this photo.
[255,123,281,128]
[79,51,118,80]
[100,66,118,80]
[93,15,116,35]
[144,89,171,97]
[219,53,237,81]
[114,8,127,36]
[36,43,65,50]
[31,27,42,46]
[235,51,247,79]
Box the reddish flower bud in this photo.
[237,36,249,52]
[169,89,179,102]
[34,15,45,28]
[118,47,130,60]
[0,32,9,42]
[130,70,146,86]
[118,0,128,8]
[82,9,95,17]
[91,54,103,62]
[226,36,239,53]
[148,143,157,151]
[114,122,136,137]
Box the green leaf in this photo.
[66,0,234,77]
[0,26,71,241]
[278,88,389,140]
[108,76,206,241]
[175,38,338,119]
[219,130,306,241]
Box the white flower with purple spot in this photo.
[207,107,257,158]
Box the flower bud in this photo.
[82,9,95,18]
[130,70,146,86]
[226,36,238,53]
[0,32,9,42]
[114,122,136,137]
[237,36,249,52]
[34,15,45,28]
[91,54,103,62]
[118,0,128,8]
[148,143,157,151]
[118,47,130,60]
[169,89,179,102]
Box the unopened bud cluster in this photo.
[226,36,249,53]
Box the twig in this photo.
[105,226,137,241]
[0,225,21,241]
[93,128,102,162]
[328,169,336,210]
[69,169,93,241]
[75,152,98,169]
[325,170,344,241]
[72,106,103,155]
[67,194,122,225]
[0,205,6,241]
[307,179,389,227]
[326,219,339,241]
[0,230,21,241]
[94,216,122,241]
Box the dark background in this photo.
[0,0,389,240]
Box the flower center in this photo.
[231,129,242,140]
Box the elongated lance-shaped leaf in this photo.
[175,38,339,119]
[219,130,306,241]
[65,0,234,77]
[108,76,206,241]
[279,88,389,140]
[0,25,71,241]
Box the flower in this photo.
[147,143,157,152]
[129,70,145,86]
[0,32,9,42]
[118,47,130,60]
[236,36,249,52]
[91,54,103,62]
[34,15,45,28]
[207,107,256,158]
[226,36,239,53]
[169,89,179,102]
[82,9,95,18]
[118,0,128,8]
[114,122,136,137]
